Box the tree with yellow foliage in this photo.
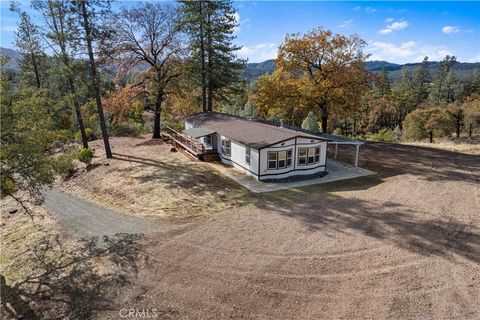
[265,28,371,132]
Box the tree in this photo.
[463,93,480,138]
[403,107,453,142]
[301,111,319,131]
[114,2,182,138]
[411,56,430,104]
[31,0,89,149]
[1,83,58,210]
[275,28,371,132]
[430,55,456,102]
[374,68,391,98]
[11,5,44,89]
[180,0,244,112]
[256,69,311,126]
[446,103,464,138]
[74,0,112,158]
[102,84,143,124]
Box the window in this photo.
[268,152,277,169]
[221,138,231,156]
[298,147,321,165]
[267,149,293,170]
[298,148,307,165]
[204,135,212,147]
[245,147,251,164]
[287,149,293,167]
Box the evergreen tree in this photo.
[411,56,430,104]
[431,55,456,102]
[180,0,244,112]
[73,0,113,158]
[301,111,319,131]
[11,6,45,89]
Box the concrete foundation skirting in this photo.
[208,159,375,193]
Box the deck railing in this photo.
[164,126,205,156]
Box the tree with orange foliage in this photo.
[102,84,143,124]
[273,28,372,133]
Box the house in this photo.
[183,112,329,181]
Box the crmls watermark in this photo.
[119,308,161,318]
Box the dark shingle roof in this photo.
[183,127,216,138]
[184,112,328,149]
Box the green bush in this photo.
[332,128,343,136]
[77,148,94,165]
[54,154,76,178]
[75,127,95,142]
[109,122,146,137]
[365,128,397,143]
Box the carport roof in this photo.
[183,127,216,138]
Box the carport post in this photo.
[354,145,359,167]
[334,143,338,160]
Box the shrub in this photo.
[75,127,95,142]
[365,128,397,143]
[301,111,319,131]
[77,148,94,165]
[109,122,146,137]
[332,128,343,136]
[54,154,76,178]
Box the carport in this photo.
[318,133,364,167]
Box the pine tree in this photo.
[180,0,244,112]
[74,0,112,158]
[31,0,89,149]
[411,56,430,104]
[431,55,456,102]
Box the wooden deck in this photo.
[162,127,207,160]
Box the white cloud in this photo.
[416,45,453,61]
[339,19,354,29]
[353,6,378,13]
[368,41,416,61]
[238,42,279,63]
[442,26,460,34]
[467,54,480,62]
[379,20,409,34]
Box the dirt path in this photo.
[82,141,480,320]
[43,188,158,238]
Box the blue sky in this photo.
[1,1,479,63]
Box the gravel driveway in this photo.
[44,188,157,238]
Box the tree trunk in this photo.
[320,105,328,133]
[429,131,433,143]
[30,51,41,89]
[80,1,112,158]
[206,3,213,112]
[198,1,207,113]
[152,93,163,139]
[468,124,472,138]
[456,121,461,138]
[68,76,88,149]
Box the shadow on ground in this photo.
[255,189,480,264]
[1,233,147,319]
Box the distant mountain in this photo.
[244,59,480,82]
[0,47,20,70]
[3,46,479,83]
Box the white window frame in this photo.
[267,149,293,170]
[298,147,320,166]
[221,138,231,156]
[204,135,212,148]
[245,147,251,164]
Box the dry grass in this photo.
[403,138,480,155]
[62,136,254,220]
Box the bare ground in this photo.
[5,137,478,319]
[75,138,479,320]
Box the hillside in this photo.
[243,58,480,82]
[2,46,479,83]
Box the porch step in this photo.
[203,152,221,162]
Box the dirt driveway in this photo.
[87,140,480,320]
